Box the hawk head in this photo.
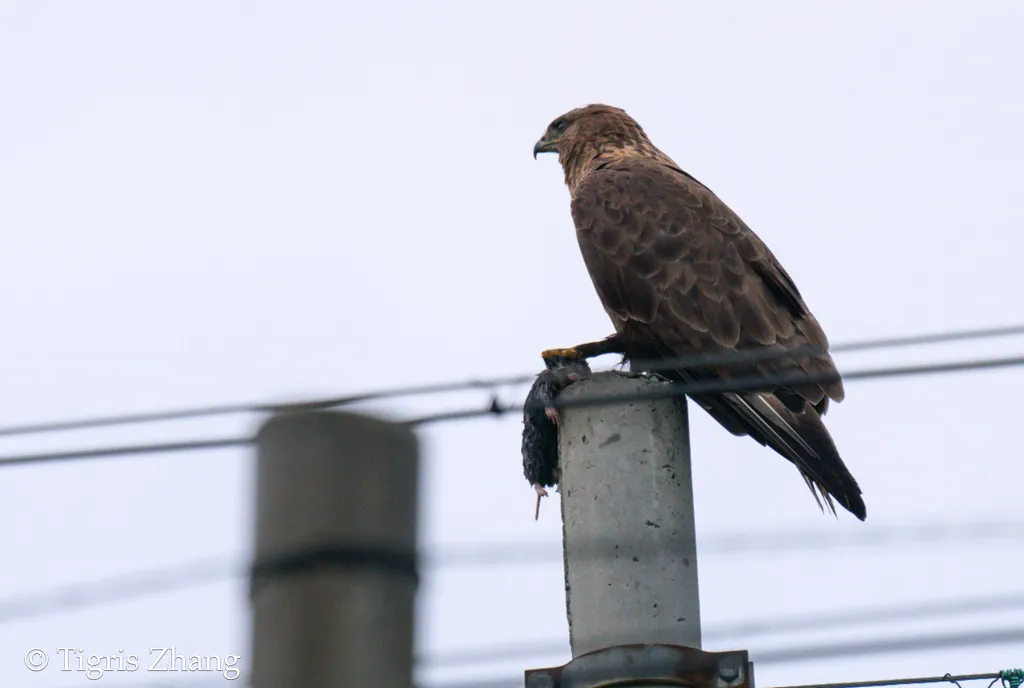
[533,104,659,191]
[533,104,649,158]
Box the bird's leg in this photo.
[541,333,628,364]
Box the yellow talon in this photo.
[541,347,583,361]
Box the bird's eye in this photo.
[553,119,568,133]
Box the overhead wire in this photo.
[0,321,1019,440]
[2,350,1021,467]
[423,644,1023,688]
[0,377,524,440]
[426,518,1024,568]
[629,322,1024,376]
[0,437,249,468]
[755,628,1024,664]
[405,352,1024,425]
[0,557,240,623]
[421,588,1024,669]
[558,354,1024,411]
[772,673,1003,688]
[4,520,1021,625]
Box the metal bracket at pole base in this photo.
[524,644,753,688]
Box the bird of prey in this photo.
[532,104,866,521]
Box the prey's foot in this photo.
[544,406,560,425]
[533,483,549,521]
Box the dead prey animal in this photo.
[521,352,591,519]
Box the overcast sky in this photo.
[1,1,1023,686]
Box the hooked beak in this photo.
[533,137,559,159]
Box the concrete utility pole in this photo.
[250,410,419,688]
[526,372,752,688]
[559,372,701,653]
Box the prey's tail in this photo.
[696,390,866,521]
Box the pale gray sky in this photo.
[1,1,1023,686]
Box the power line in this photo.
[424,635,1024,688]
[0,557,239,622]
[421,588,1024,669]
[773,673,1002,688]
[705,590,1024,638]
[0,322,1020,440]
[0,437,249,468]
[4,520,1021,625]
[0,377,525,440]
[406,352,1024,425]
[755,627,1024,664]
[558,354,1024,411]
[829,323,1024,352]
[625,322,1024,377]
[426,518,1024,568]
[4,352,1020,467]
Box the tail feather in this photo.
[622,346,865,520]
[696,390,866,521]
[799,472,833,518]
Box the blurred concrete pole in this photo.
[250,411,419,688]
[558,372,700,656]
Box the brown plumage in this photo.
[533,103,865,521]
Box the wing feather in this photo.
[570,158,842,406]
[569,158,864,519]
